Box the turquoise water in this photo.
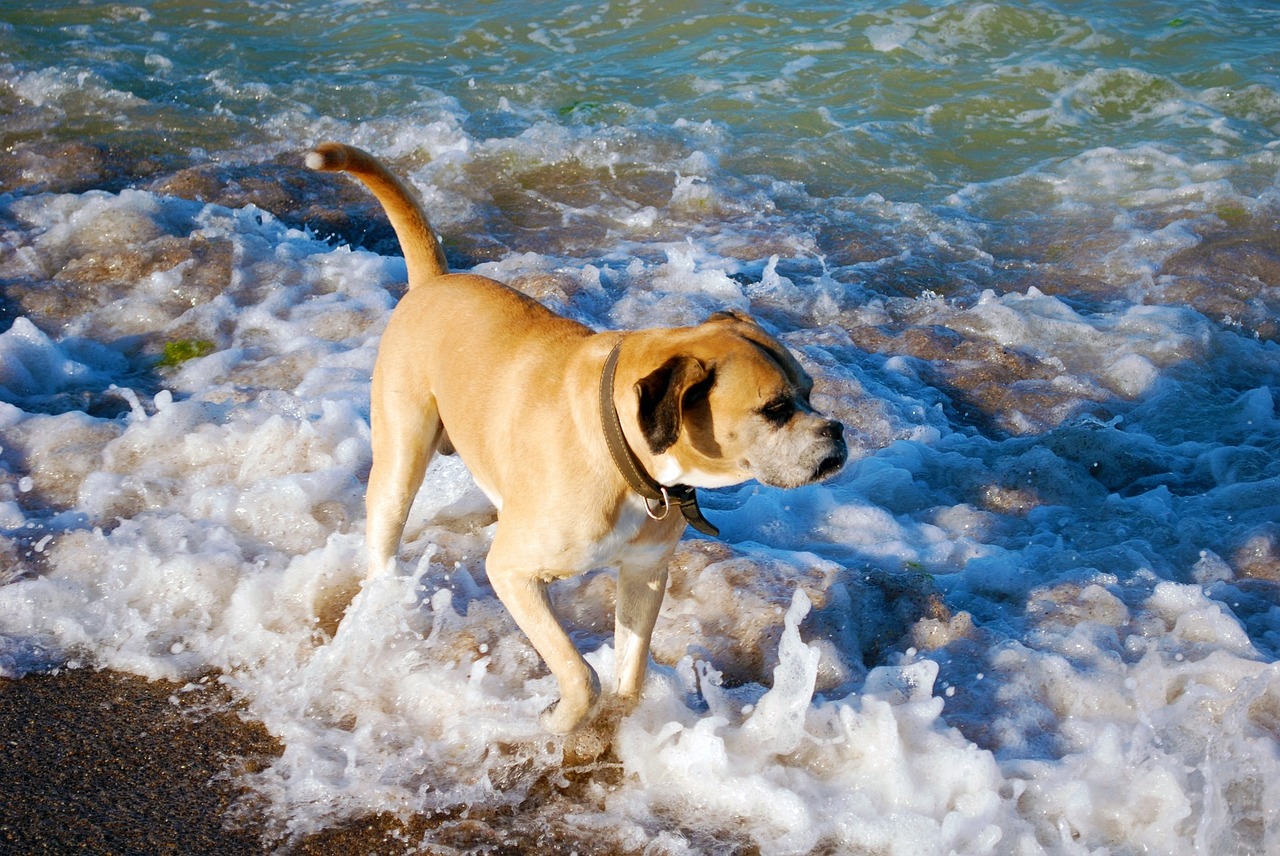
[5,1,1278,199]
[3,2,1280,853]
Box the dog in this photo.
[306,142,848,733]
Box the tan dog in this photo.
[306,142,848,733]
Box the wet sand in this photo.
[0,668,429,855]
[0,668,628,855]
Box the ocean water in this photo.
[2,1,1280,852]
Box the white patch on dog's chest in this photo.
[584,493,669,570]
[653,458,685,485]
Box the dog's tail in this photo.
[305,142,449,286]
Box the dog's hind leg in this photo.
[365,376,444,580]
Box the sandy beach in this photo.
[1,668,444,855]
[2,668,279,853]
[0,668,630,855]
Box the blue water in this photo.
[5,1,1279,196]
[2,2,1280,853]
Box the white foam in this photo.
[0,317,108,400]
[938,286,1210,404]
[865,23,916,54]
[5,65,146,110]
[615,592,1028,854]
[0,83,1278,852]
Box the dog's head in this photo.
[627,310,847,490]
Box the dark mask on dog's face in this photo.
[635,314,848,491]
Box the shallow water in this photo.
[2,1,1280,853]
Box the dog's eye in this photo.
[760,396,795,425]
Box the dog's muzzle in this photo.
[814,420,848,481]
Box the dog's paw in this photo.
[540,668,602,734]
[540,699,588,734]
[556,696,630,766]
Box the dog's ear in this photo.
[635,356,712,454]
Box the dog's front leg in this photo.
[486,555,600,733]
[614,559,670,703]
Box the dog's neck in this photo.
[599,341,720,537]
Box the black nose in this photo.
[814,421,848,480]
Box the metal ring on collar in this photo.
[644,487,672,521]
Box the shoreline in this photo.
[0,667,624,855]
[1,668,423,855]
[2,667,278,854]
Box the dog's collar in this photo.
[599,341,719,537]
